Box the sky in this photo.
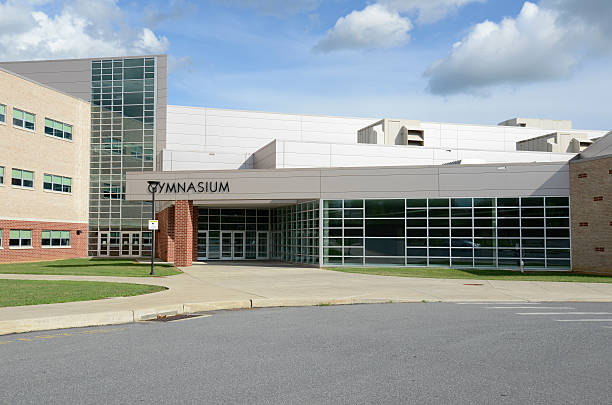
[1,0,611,130]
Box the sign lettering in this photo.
[148,181,230,194]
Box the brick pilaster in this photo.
[174,200,194,267]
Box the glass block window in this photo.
[13,108,35,130]
[271,201,319,265]
[43,174,72,193]
[45,118,73,140]
[42,230,71,247]
[9,230,32,247]
[322,196,571,270]
[11,168,34,188]
[0,166,4,184]
[0,104,5,123]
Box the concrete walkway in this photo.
[2,262,612,335]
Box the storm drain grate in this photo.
[147,314,207,322]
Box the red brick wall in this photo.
[174,200,194,267]
[155,201,195,266]
[0,219,88,263]
[570,156,612,275]
[156,205,175,262]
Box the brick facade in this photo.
[569,156,612,275]
[156,205,175,263]
[0,219,88,263]
[155,201,195,267]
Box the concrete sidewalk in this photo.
[2,263,612,335]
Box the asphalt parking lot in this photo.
[1,302,610,404]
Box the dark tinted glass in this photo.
[365,238,404,256]
[365,219,404,237]
[365,199,404,217]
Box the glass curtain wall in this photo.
[271,201,319,265]
[322,197,571,269]
[88,57,156,256]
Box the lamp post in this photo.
[147,180,160,276]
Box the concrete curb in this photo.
[1,296,610,336]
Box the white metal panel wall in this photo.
[165,105,609,170]
[273,140,576,168]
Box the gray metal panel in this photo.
[0,59,91,101]
[578,131,612,159]
[155,55,168,170]
[126,161,570,203]
[438,163,569,197]
[253,140,277,169]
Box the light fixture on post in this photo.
[147,180,161,276]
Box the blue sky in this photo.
[1,0,611,129]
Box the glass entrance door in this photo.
[233,231,245,260]
[257,231,268,259]
[220,231,245,260]
[121,233,131,256]
[99,232,109,256]
[221,231,233,259]
[131,233,140,256]
[197,231,208,260]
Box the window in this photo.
[42,230,71,247]
[43,174,72,193]
[0,229,2,248]
[0,104,5,123]
[9,230,32,247]
[11,169,34,188]
[13,108,35,130]
[44,118,73,140]
[0,166,4,184]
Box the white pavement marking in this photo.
[556,319,612,322]
[485,306,575,309]
[517,312,612,315]
[456,302,541,305]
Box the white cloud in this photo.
[314,4,412,52]
[425,0,612,95]
[0,0,169,61]
[380,0,485,24]
[314,0,481,53]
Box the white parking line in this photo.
[485,306,575,309]
[517,312,612,315]
[456,302,541,305]
[556,319,612,322]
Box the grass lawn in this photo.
[326,267,612,283]
[0,279,166,307]
[0,258,181,277]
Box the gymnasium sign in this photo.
[147,181,230,194]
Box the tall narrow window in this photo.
[0,104,6,123]
[0,166,4,184]
[13,108,35,130]
[11,169,34,188]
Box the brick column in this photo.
[156,206,175,262]
[174,200,194,267]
